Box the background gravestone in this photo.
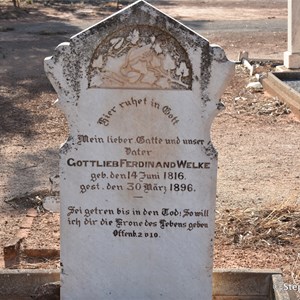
[44,1,234,299]
[284,0,300,68]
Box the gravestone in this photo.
[284,0,300,69]
[44,1,234,299]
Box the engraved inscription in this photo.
[66,205,210,237]
[96,97,180,127]
[68,133,211,198]
[88,25,192,90]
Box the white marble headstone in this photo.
[45,1,234,299]
[284,0,300,68]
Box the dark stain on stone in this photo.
[217,102,225,111]
[60,136,75,156]
[204,141,218,159]
[199,43,213,104]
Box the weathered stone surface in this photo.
[23,248,60,258]
[284,51,300,69]
[3,237,21,268]
[32,281,60,300]
[43,196,60,212]
[0,270,60,298]
[45,1,234,299]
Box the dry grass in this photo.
[215,198,300,282]
[216,199,300,247]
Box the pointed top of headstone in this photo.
[45,0,232,110]
[72,0,207,43]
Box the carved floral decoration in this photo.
[88,26,192,90]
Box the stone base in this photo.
[284,51,300,69]
[275,65,300,72]
[260,71,300,119]
[0,269,292,299]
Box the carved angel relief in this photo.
[88,26,192,90]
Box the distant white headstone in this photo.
[45,1,234,299]
[284,0,300,69]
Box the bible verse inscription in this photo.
[67,206,209,238]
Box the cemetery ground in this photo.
[0,0,300,290]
